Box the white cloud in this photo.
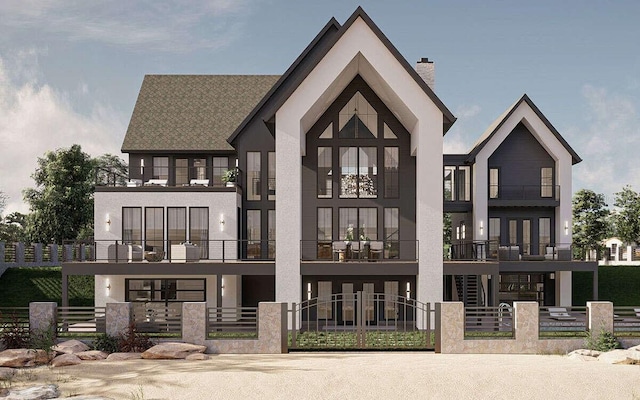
[443,104,482,154]
[570,84,640,205]
[0,0,255,52]
[0,52,126,214]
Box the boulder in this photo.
[628,344,640,352]
[52,339,90,355]
[598,349,640,365]
[0,366,16,380]
[2,384,59,399]
[141,342,207,360]
[0,349,49,368]
[61,397,115,400]
[185,353,209,361]
[105,352,142,361]
[76,350,109,361]
[50,354,82,368]
[567,349,601,358]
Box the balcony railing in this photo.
[96,166,242,189]
[66,240,275,263]
[447,241,584,262]
[489,185,560,201]
[300,240,418,262]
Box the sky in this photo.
[0,0,639,214]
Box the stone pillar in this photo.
[435,302,464,354]
[257,302,288,354]
[34,243,43,264]
[182,302,207,345]
[587,301,613,333]
[106,302,132,337]
[49,244,59,264]
[514,302,538,350]
[15,242,25,265]
[29,302,57,334]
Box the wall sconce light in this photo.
[479,220,484,236]
[105,279,111,296]
[406,282,411,299]
[219,214,225,231]
[564,221,569,236]
[105,214,111,231]
[221,278,225,297]
[307,283,312,300]
[140,159,145,175]
[550,273,555,280]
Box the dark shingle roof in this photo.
[121,75,280,152]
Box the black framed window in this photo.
[318,147,332,198]
[384,147,399,198]
[145,207,164,253]
[189,207,209,259]
[176,158,188,186]
[489,168,499,199]
[167,207,186,249]
[126,279,205,302]
[212,157,227,187]
[246,210,261,259]
[541,167,553,198]
[122,207,142,244]
[268,152,276,200]
[247,152,261,201]
[339,147,377,198]
[339,208,377,241]
[153,157,169,180]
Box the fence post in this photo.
[50,244,59,265]
[435,302,464,354]
[106,302,132,337]
[63,244,73,262]
[34,243,43,264]
[29,302,57,338]
[513,302,538,346]
[257,302,288,353]
[15,242,25,265]
[587,301,613,333]
[182,302,207,345]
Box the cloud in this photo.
[570,85,640,205]
[0,0,255,52]
[443,104,482,154]
[0,51,126,214]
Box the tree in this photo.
[612,186,640,245]
[0,212,27,242]
[572,189,610,258]
[94,154,128,187]
[23,145,95,243]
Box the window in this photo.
[176,159,188,186]
[122,207,142,244]
[246,210,261,259]
[247,152,261,201]
[317,208,332,241]
[339,147,377,198]
[153,157,169,180]
[167,208,186,248]
[383,123,397,139]
[541,167,553,198]
[539,218,551,255]
[319,123,333,139]
[458,166,471,201]
[268,152,276,200]
[385,208,399,258]
[189,208,208,259]
[338,92,377,138]
[212,157,227,187]
[126,279,205,303]
[339,208,377,241]
[384,147,399,198]
[489,168,499,199]
[145,207,164,253]
[489,217,500,256]
[523,220,531,255]
[268,209,275,258]
[317,147,332,198]
[509,220,517,245]
[339,208,358,240]
[193,158,207,180]
[444,166,455,201]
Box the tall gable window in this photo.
[338,92,377,138]
[339,147,377,198]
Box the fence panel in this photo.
[207,307,258,339]
[57,307,106,337]
[539,306,588,337]
[464,306,514,338]
[131,303,182,338]
[613,307,640,336]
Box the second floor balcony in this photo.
[95,166,242,190]
[488,185,560,206]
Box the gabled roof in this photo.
[466,94,582,165]
[228,6,456,145]
[122,75,280,153]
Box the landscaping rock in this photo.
[628,344,640,352]
[568,349,601,358]
[185,353,209,361]
[105,353,142,361]
[51,354,82,367]
[52,340,90,355]
[2,384,59,399]
[141,342,206,360]
[598,349,640,365]
[59,397,115,399]
[75,350,108,361]
[0,349,49,368]
[0,366,16,380]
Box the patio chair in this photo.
[350,241,361,260]
[369,241,383,260]
[548,307,576,321]
[332,241,347,261]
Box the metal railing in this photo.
[132,303,182,337]
[207,307,258,339]
[57,307,106,337]
[300,240,418,262]
[613,307,640,336]
[464,306,514,338]
[494,243,576,261]
[489,185,560,201]
[539,306,588,335]
[448,240,497,261]
[98,165,242,189]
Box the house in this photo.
[600,237,640,265]
[61,7,597,320]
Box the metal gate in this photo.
[289,292,434,350]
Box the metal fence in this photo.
[539,306,588,336]
[613,307,640,336]
[132,303,182,337]
[0,307,30,331]
[464,306,514,338]
[57,307,106,337]
[206,307,258,339]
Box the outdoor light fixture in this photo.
[564,221,569,236]
[307,283,312,300]
[140,159,145,175]
[219,214,225,231]
[479,220,484,236]
[105,214,111,231]
[406,282,411,299]
[105,279,111,296]
[221,278,225,297]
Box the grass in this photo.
[0,267,94,307]
[573,266,640,306]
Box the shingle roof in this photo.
[121,75,280,152]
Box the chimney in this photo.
[416,57,435,91]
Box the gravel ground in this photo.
[10,352,640,399]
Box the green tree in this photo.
[0,212,27,242]
[613,186,640,245]
[572,189,610,259]
[23,145,95,243]
[94,154,128,186]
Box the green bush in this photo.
[585,327,620,352]
[93,333,120,353]
[0,314,30,349]
[29,323,57,353]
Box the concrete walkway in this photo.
[11,352,640,399]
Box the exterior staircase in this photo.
[454,275,484,307]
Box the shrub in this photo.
[29,323,57,354]
[585,327,620,352]
[118,323,154,353]
[93,333,120,353]
[0,313,30,349]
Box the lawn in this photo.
[573,266,640,306]
[0,267,94,307]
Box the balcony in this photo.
[447,241,585,262]
[488,185,560,207]
[94,166,242,191]
[300,240,418,262]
